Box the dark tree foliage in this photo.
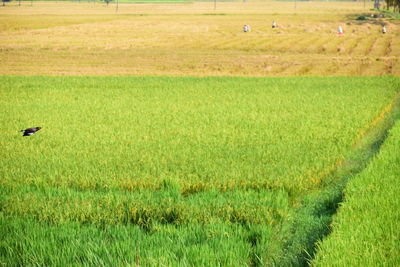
[385,0,400,12]
[2,0,11,6]
[102,0,113,5]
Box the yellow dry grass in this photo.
[0,1,399,76]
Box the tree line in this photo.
[384,0,400,12]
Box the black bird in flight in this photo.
[20,127,42,136]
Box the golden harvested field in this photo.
[0,1,399,76]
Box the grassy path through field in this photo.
[268,90,400,266]
[312,113,400,267]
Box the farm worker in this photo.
[272,21,277,28]
[338,26,343,35]
[382,25,387,34]
[243,25,249,32]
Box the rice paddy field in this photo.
[1,75,399,265]
[1,1,400,266]
[312,119,400,267]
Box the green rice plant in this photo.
[312,120,400,266]
[1,76,397,193]
[0,216,258,266]
[0,76,399,265]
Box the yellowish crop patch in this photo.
[1,2,399,76]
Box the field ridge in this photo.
[267,89,400,266]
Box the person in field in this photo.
[243,25,250,32]
[272,21,277,28]
[338,26,343,35]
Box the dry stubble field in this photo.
[0,1,399,76]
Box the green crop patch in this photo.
[0,76,399,265]
[312,117,400,266]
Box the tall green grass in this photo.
[0,217,262,266]
[312,120,400,266]
[267,89,400,266]
[0,76,399,265]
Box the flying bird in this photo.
[20,127,42,136]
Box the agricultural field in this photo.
[1,1,400,266]
[312,119,400,266]
[0,1,400,76]
[1,75,399,265]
